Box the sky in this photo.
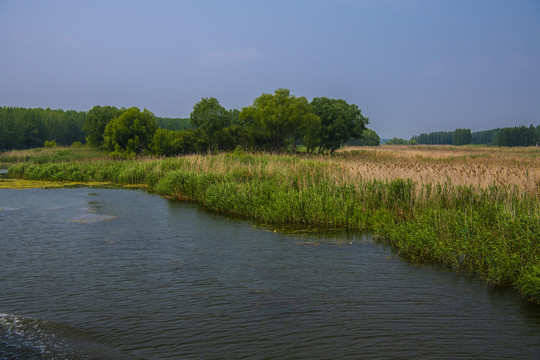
[1,0,539,139]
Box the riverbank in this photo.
[2,145,540,302]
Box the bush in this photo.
[44,140,57,148]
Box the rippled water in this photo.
[0,188,539,359]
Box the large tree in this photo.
[103,107,158,157]
[239,88,320,153]
[83,105,124,147]
[190,97,237,152]
[310,97,368,153]
[152,128,198,156]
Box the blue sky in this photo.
[1,0,539,139]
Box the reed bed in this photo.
[0,145,109,165]
[3,145,540,302]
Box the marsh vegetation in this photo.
[2,144,539,302]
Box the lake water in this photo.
[0,187,539,359]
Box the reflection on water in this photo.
[0,188,539,359]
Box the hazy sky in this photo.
[1,0,539,138]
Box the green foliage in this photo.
[453,128,472,146]
[83,106,124,147]
[155,117,192,130]
[413,125,539,146]
[0,146,107,165]
[472,128,499,145]
[311,97,368,153]
[104,107,158,157]
[346,128,380,146]
[498,125,538,147]
[44,140,57,148]
[386,137,409,145]
[0,107,86,150]
[239,89,320,153]
[412,131,455,145]
[152,128,198,156]
[190,97,237,152]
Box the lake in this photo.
[1,187,539,359]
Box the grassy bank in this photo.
[3,145,540,303]
[0,145,108,166]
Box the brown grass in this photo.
[334,145,540,197]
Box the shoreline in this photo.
[2,148,539,303]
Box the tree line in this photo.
[0,107,86,150]
[104,89,369,157]
[3,89,369,157]
[409,125,539,147]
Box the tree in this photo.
[386,137,408,145]
[155,117,192,131]
[497,125,537,147]
[103,107,158,157]
[411,131,453,145]
[190,97,235,152]
[310,97,368,153]
[346,128,380,146]
[83,105,124,147]
[239,88,320,153]
[0,107,86,150]
[471,128,499,145]
[453,128,471,146]
[152,128,197,156]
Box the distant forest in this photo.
[410,126,540,147]
[0,107,189,151]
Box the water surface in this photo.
[1,188,539,359]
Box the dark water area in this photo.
[0,188,539,359]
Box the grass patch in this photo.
[0,178,111,189]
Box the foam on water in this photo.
[0,313,77,359]
[0,313,136,360]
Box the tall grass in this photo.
[4,146,540,303]
[0,145,108,165]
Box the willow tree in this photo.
[239,88,320,153]
[83,105,124,147]
[104,107,157,157]
[190,97,237,152]
[311,97,369,153]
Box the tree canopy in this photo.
[412,126,539,146]
[497,125,537,147]
[0,107,86,150]
[453,128,472,146]
[83,105,124,147]
[239,88,320,153]
[1,89,375,156]
[346,128,380,146]
[189,97,238,152]
[104,107,158,157]
[311,97,368,153]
